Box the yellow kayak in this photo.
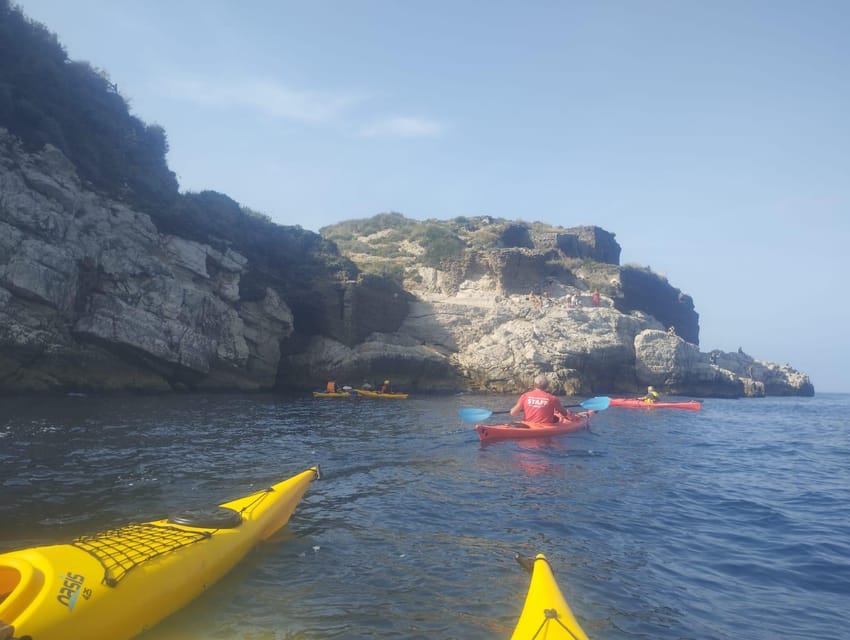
[311,390,357,398]
[353,389,409,399]
[0,466,320,640]
[511,553,590,640]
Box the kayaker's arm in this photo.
[509,399,523,417]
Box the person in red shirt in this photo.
[509,375,569,423]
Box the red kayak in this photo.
[609,398,702,411]
[475,412,591,442]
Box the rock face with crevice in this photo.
[0,130,286,391]
[0,130,411,393]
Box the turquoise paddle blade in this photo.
[458,408,493,422]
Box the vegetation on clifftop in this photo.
[0,0,177,211]
[321,212,617,290]
[0,0,354,292]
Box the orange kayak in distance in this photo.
[609,398,702,410]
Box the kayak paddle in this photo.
[458,396,611,422]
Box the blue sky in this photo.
[15,0,850,392]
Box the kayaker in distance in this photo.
[326,380,340,393]
[380,379,392,393]
[510,375,570,423]
[640,385,660,404]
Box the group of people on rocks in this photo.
[563,292,582,308]
[566,289,601,308]
[526,287,603,310]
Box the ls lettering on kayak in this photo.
[56,571,89,610]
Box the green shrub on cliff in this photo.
[0,0,178,211]
[321,212,414,241]
[0,1,360,297]
[413,224,467,268]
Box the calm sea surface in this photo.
[2,392,848,639]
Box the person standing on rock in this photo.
[510,375,569,423]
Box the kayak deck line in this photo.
[533,608,579,639]
[73,524,213,587]
[74,482,290,586]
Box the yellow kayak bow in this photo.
[511,553,590,640]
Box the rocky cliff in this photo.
[0,2,813,398]
[0,132,813,397]
[307,215,813,397]
[0,129,408,393]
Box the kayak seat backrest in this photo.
[0,559,44,623]
[0,566,16,606]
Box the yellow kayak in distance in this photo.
[511,553,590,640]
[311,390,357,398]
[353,389,409,399]
[0,466,320,640]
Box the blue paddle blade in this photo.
[460,397,608,421]
[581,396,610,411]
[458,408,493,422]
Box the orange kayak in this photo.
[475,413,591,442]
[609,398,702,410]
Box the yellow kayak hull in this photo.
[353,389,409,399]
[511,554,590,640]
[0,466,319,640]
[312,390,357,398]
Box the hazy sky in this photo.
[15,1,850,392]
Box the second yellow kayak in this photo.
[354,389,409,399]
[312,390,357,398]
[511,553,590,640]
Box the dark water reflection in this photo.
[2,393,849,639]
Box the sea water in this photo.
[1,392,848,639]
